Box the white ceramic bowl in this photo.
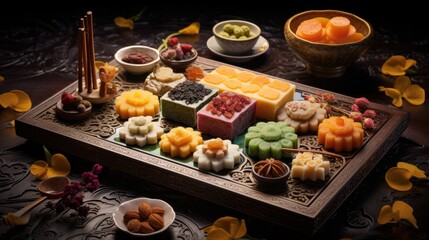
[114,45,160,75]
[112,197,176,237]
[213,20,261,55]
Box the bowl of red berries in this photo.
[55,91,92,121]
[159,37,198,72]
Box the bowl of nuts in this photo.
[252,158,290,188]
[113,197,176,237]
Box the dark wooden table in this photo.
[1,3,428,240]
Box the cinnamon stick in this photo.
[86,11,98,90]
[77,28,84,93]
[84,16,92,93]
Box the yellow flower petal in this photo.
[114,17,134,30]
[397,162,427,178]
[392,200,418,229]
[394,76,411,95]
[0,92,19,108]
[206,228,232,240]
[178,22,200,35]
[30,160,49,179]
[381,55,417,76]
[379,86,403,107]
[0,75,4,81]
[8,90,31,112]
[45,153,71,179]
[385,167,412,191]
[231,219,246,239]
[404,84,425,105]
[378,205,394,224]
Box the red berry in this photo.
[168,37,179,46]
[363,109,377,118]
[61,92,75,105]
[181,43,193,53]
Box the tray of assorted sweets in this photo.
[15,57,409,235]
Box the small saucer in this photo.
[55,101,92,121]
[207,36,269,63]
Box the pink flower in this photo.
[363,109,377,118]
[355,97,370,109]
[363,118,375,129]
[351,104,360,113]
[349,112,363,122]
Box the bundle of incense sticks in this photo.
[77,11,98,95]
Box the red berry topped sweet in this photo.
[162,38,195,61]
[205,92,251,119]
[60,91,92,112]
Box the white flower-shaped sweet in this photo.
[119,116,164,147]
[193,138,240,172]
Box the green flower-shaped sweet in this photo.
[244,121,298,160]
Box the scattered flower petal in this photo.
[397,162,427,178]
[385,167,412,191]
[394,76,411,95]
[378,205,395,225]
[204,216,247,240]
[404,84,425,105]
[30,149,71,180]
[381,55,417,76]
[114,17,134,30]
[0,92,19,108]
[0,75,4,81]
[378,86,403,107]
[178,22,200,35]
[8,90,32,112]
[393,200,418,229]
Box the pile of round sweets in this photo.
[219,24,254,39]
[61,91,91,112]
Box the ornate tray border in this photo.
[15,57,409,235]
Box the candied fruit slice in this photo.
[216,65,237,78]
[167,127,192,146]
[250,75,270,86]
[241,84,260,93]
[268,80,291,91]
[224,79,242,89]
[204,74,226,84]
[236,71,256,82]
[258,88,280,100]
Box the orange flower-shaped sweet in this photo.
[115,89,160,119]
[385,161,427,191]
[159,126,202,158]
[381,55,417,76]
[204,216,247,240]
[379,76,425,107]
[30,146,71,180]
[378,200,418,229]
[317,116,364,152]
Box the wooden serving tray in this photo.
[15,57,409,235]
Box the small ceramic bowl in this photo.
[252,160,290,188]
[113,197,176,237]
[213,20,261,55]
[159,48,198,72]
[114,45,160,75]
[284,10,373,78]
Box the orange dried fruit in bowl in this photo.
[326,16,355,39]
[296,19,324,42]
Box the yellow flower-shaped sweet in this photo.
[381,55,417,76]
[379,76,425,107]
[385,161,427,191]
[204,216,247,240]
[0,90,32,112]
[378,200,418,229]
[159,126,202,158]
[158,22,201,51]
[114,8,147,30]
[30,147,71,180]
[115,89,160,119]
